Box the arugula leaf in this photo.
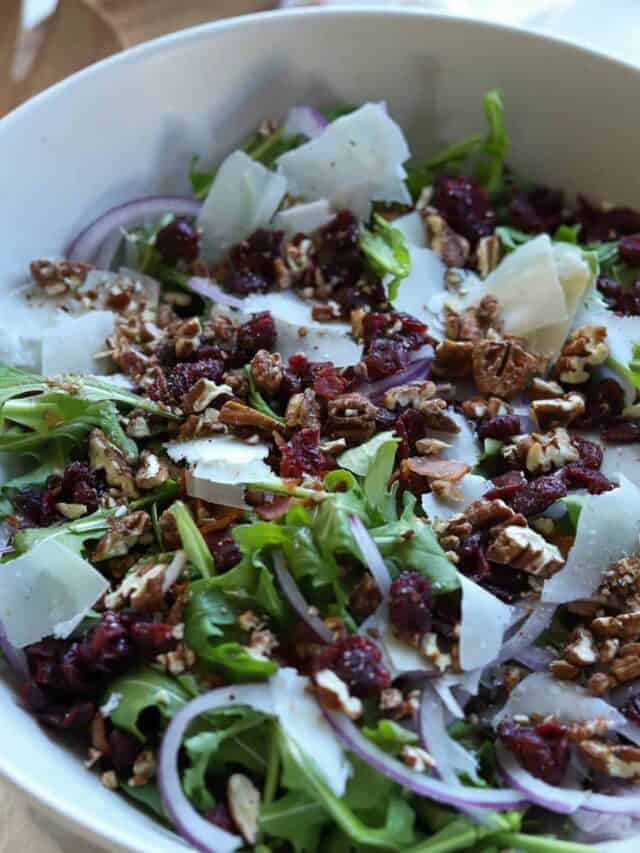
[170,500,214,579]
[206,552,284,620]
[12,507,112,555]
[337,431,398,477]
[105,666,191,741]
[362,719,419,756]
[260,791,328,853]
[475,89,508,198]
[359,215,411,301]
[1,440,67,492]
[363,439,400,524]
[245,366,286,424]
[121,782,169,822]
[406,136,484,201]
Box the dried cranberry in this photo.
[485,470,527,501]
[395,409,427,458]
[574,196,640,242]
[432,175,495,246]
[602,421,640,443]
[155,217,200,265]
[229,229,284,283]
[507,475,567,517]
[480,564,535,603]
[314,636,390,697]
[280,429,324,479]
[38,701,96,732]
[130,623,176,656]
[205,530,241,572]
[364,338,409,380]
[563,464,614,495]
[477,414,522,441]
[313,365,347,400]
[362,312,429,353]
[619,236,640,267]
[389,571,432,635]
[109,729,141,775]
[498,720,569,785]
[315,211,367,293]
[234,312,276,362]
[226,270,269,297]
[509,186,565,234]
[621,281,640,316]
[459,533,490,579]
[166,358,225,402]
[584,378,626,426]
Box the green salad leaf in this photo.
[169,500,214,579]
[360,214,411,301]
[260,791,327,853]
[337,431,398,477]
[362,719,419,755]
[245,365,286,424]
[105,666,191,741]
[121,782,169,822]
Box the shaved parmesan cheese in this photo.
[542,475,640,603]
[272,200,333,236]
[381,623,428,676]
[460,235,568,338]
[271,668,351,795]
[494,672,626,728]
[166,434,274,510]
[41,310,114,376]
[392,211,426,248]
[242,291,361,366]
[0,539,109,648]
[459,574,512,671]
[277,103,411,219]
[527,243,593,360]
[422,473,489,522]
[0,283,76,371]
[391,245,448,334]
[198,151,287,261]
[423,411,480,468]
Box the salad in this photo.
[3,91,640,853]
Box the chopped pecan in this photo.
[222,368,249,399]
[579,741,640,781]
[475,235,502,278]
[88,428,138,495]
[592,612,640,640]
[598,553,640,613]
[156,643,196,676]
[246,629,278,661]
[250,349,283,395]
[472,336,541,399]
[135,450,170,490]
[502,427,580,474]
[285,389,321,431]
[179,407,226,439]
[219,400,284,434]
[104,556,174,610]
[314,669,363,720]
[611,650,640,683]
[425,211,470,268]
[182,378,232,414]
[432,339,474,379]
[486,525,564,577]
[549,660,580,681]
[461,396,512,421]
[327,393,377,443]
[420,631,454,673]
[350,574,383,620]
[530,378,566,400]
[563,627,598,667]
[555,325,609,384]
[126,411,152,439]
[383,380,437,411]
[30,259,93,295]
[401,744,436,773]
[92,511,152,562]
[418,398,460,432]
[446,295,501,341]
[530,392,585,431]
[173,317,201,359]
[415,437,450,456]
[587,672,615,696]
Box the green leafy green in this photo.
[245,365,285,424]
[205,549,284,620]
[337,431,398,477]
[11,507,112,555]
[105,666,191,741]
[362,719,419,755]
[359,214,411,301]
[474,89,508,198]
[260,791,327,852]
[170,500,214,579]
[121,782,168,822]
[363,438,400,524]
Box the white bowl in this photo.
[2,8,640,851]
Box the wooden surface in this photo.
[1,0,273,117]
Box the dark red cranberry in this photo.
[155,217,200,265]
[395,409,427,459]
[574,196,640,242]
[459,533,490,579]
[389,571,432,635]
[432,175,495,246]
[130,623,176,656]
[362,312,429,353]
[315,211,366,293]
[562,464,615,495]
[166,358,226,403]
[225,270,269,297]
[585,378,626,426]
[509,186,565,234]
[485,470,527,501]
[602,421,640,443]
[618,235,640,267]
[234,312,276,362]
[314,636,390,697]
[571,436,603,470]
[498,720,569,785]
[477,414,522,441]
[38,701,96,732]
[312,365,347,400]
[280,429,324,479]
[109,729,141,775]
[478,564,533,604]
[364,339,409,380]
[229,229,284,283]
[204,530,241,572]
[621,281,640,316]
[507,475,567,517]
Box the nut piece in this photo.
[327,393,377,443]
[227,773,261,845]
[563,627,598,667]
[179,407,226,439]
[472,337,541,399]
[181,378,232,414]
[219,400,285,434]
[549,660,580,681]
[486,525,564,577]
[420,631,453,673]
[403,456,471,487]
[135,450,169,491]
[432,339,474,379]
[578,741,640,781]
[611,653,640,683]
[502,427,580,474]
[30,259,93,295]
[383,380,437,411]
[173,317,201,359]
[89,428,138,496]
[530,378,566,400]
[401,744,437,773]
[93,511,152,562]
[415,437,451,456]
[445,295,501,342]
[285,388,321,431]
[251,349,283,395]
[314,669,363,720]
[104,553,184,610]
[530,392,585,431]
[461,396,511,421]
[476,235,502,278]
[598,553,640,613]
[425,211,470,268]
[419,399,461,432]
[555,325,609,384]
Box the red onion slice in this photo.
[497,604,555,665]
[273,552,333,644]
[418,685,478,783]
[188,276,245,310]
[282,106,329,139]
[512,645,555,672]
[158,684,274,853]
[358,357,432,403]
[323,708,528,810]
[66,196,202,263]
[348,514,391,596]
[610,680,640,708]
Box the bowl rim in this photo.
[2,6,640,850]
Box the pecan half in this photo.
[285,388,321,431]
[88,428,138,496]
[472,337,541,399]
[530,392,585,431]
[92,511,152,562]
[555,325,609,384]
[251,349,283,395]
[30,259,93,295]
[432,339,474,379]
[424,211,470,268]
[485,524,564,577]
[579,741,640,781]
[327,393,377,442]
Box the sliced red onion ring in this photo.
[272,552,333,644]
[497,604,555,665]
[610,680,640,708]
[158,684,274,853]
[419,685,478,783]
[282,106,329,139]
[358,357,432,403]
[0,618,29,682]
[323,709,528,810]
[188,276,245,310]
[66,196,202,263]
[93,229,124,271]
[512,645,555,672]
[348,514,391,596]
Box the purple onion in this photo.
[348,514,391,596]
[512,645,555,672]
[282,106,329,139]
[610,680,640,708]
[358,357,432,403]
[497,605,555,666]
[66,196,202,263]
[188,276,245,310]
[272,552,333,644]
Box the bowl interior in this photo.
[2,8,640,851]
